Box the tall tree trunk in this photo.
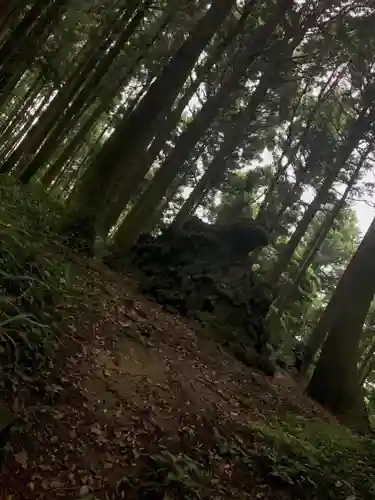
[40,102,108,187]
[69,0,239,227]
[0,90,52,160]
[70,0,294,239]
[0,0,138,175]
[17,1,151,182]
[0,76,43,136]
[359,337,375,384]
[307,218,375,432]
[171,168,215,227]
[111,3,323,250]
[254,63,346,230]
[111,69,275,250]
[0,1,27,43]
[0,0,67,100]
[41,3,177,187]
[270,149,367,321]
[0,0,50,71]
[99,5,255,233]
[266,108,375,288]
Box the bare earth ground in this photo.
[0,257,336,499]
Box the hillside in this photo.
[1,249,375,499]
[4,2,375,498]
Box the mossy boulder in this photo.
[121,217,274,373]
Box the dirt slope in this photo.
[0,257,337,500]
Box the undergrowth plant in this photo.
[0,178,71,383]
[239,416,375,499]
[116,450,208,499]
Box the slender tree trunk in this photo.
[0,90,52,160]
[41,2,177,187]
[0,0,138,175]
[0,1,27,43]
[111,3,321,250]
[99,5,255,233]
[111,69,274,249]
[69,0,239,225]
[0,0,50,70]
[0,76,43,136]
[70,0,294,240]
[266,108,375,287]
[40,103,106,187]
[307,218,375,432]
[271,150,367,320]
[171,169,215,227]
[254,64,346,229]
[0,0,68,100]
[359,337,375,384]
[18,0,152,182]
[171,70,277,228]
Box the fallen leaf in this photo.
[79,485,90,496]
[14,449,28,469]
[90,424,102,436]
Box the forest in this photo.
[2,0,375,498]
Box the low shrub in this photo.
[240,416,375,499]
[0,178,71,382]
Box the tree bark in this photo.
[0,0,67,101]
[17,1,151,182]
[0,0,138,175]
[271,148,367,320]
[111,67,275,249]
[69,0,239,227]
[99,5,255,233]
[307,218,375,432]
[254,63,346,231]
[359,337,375,384]
[70,0,294,240]
[111,0,325,250]
[171,168,215,227]
[266,108,375,287]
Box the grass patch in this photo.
[0,177,73,383]
[239,415,375,499]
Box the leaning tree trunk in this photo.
[40,3,175,187]
[98,1,257,234]
[359,336,375,384]
[70,0,295,246]
[110,4,326,251]
[307,217,375,433]
[254,63,345,230]
[0,0,68,104]
[171,167,217,227]
[68,0,239,229]
[111,66,275,250]
[300,161,371,377]
[270,149,367,323]
[266,108,375,288]
[6,0,145,179]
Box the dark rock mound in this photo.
[111,217,275,374]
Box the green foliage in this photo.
[148,450,206,498]
[243,416,375,499]
[117,450,208,499]
[0,178,71,380]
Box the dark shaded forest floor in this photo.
[1,254,374,499]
